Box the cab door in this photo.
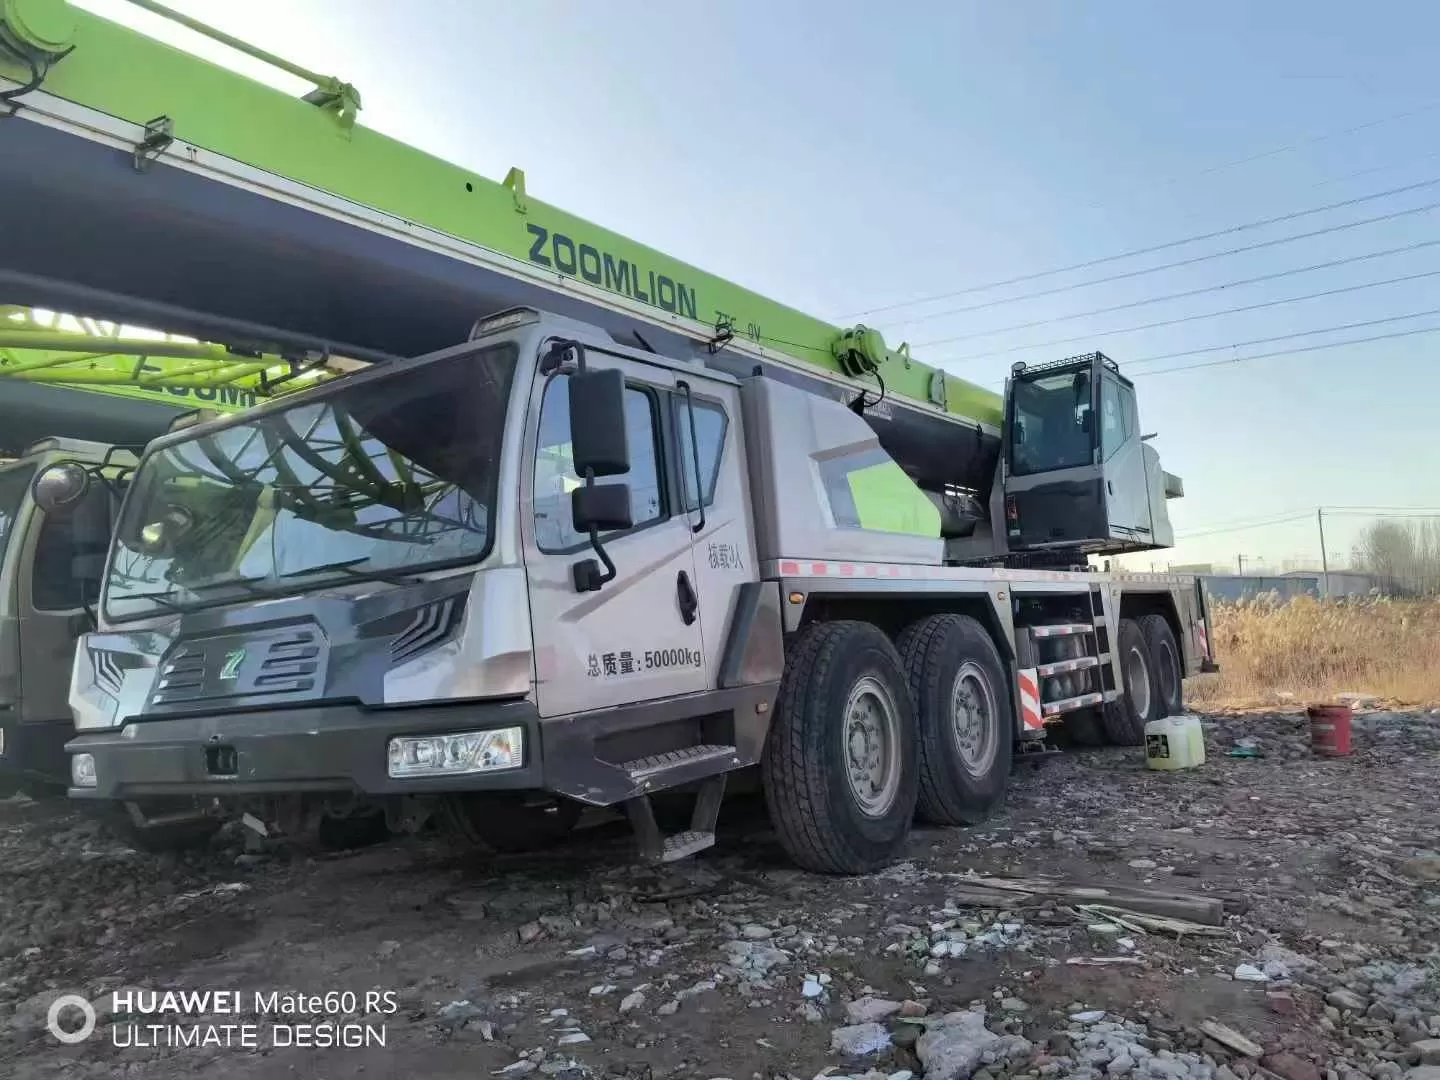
[1098,373,1153,543]
[522,350,707,717]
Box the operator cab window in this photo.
[534,373,664,551]
[1101,378,1125,460]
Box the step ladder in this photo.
[619,744,737,863]
[1015,587,1121,737]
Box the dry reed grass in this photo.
[1186,594,1440,709]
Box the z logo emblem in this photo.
[219,648,246,681]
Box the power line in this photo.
[836,172,1440,321]
[1133,324,1440,378]
[937,265,1440,363]
[1123,306,1440,368]
[1073,98,1440,212]
[917,237,1440,348]
[885,196,1440,329]
[1175,511,1315,540]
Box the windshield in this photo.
[0,463,35,568]
[1009,371,1095,476]
[104,344,517,621]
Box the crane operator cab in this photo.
[1002,352,1181,557]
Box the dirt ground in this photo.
[3,708,1439,1080]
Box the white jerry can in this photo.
[1144,714,1205,771]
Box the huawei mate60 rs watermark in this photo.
[45,988,399,1049]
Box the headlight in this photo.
[387,727,523,778]
[71,753,98,788]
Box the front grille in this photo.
[151,628,321,707]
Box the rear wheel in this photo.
[762,620,918,875]
[1140,614,1184,717]
[439,792,582,853]
[1103,618,1157,746]
[897,614,1012,826]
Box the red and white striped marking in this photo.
[1196,623,1210,658]
[1017,668,1044,730]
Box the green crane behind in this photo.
[0,0,1001,430]
[0,305,348,409]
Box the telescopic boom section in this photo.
[0,0,1000,433]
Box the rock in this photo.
[1234,964,1268,983]
[802,977,824,999]
[1129,859,1158,870]
[1262,1053,1321,1080]
[741,924,773,940]
[1072,1011,1107,1024]
[1327,989,1368,1013]
[1001,997,1029,1013]
[1268,993,1298,1016]
[831,1023,892,1057]
[1401,856,1440,883]
[1405,1070,1440,1080]
[556,1032,590,1045]
[900,1000,929,1018]
[917,1008,1031,1080]
[1414,1044,1440,1068]
[518,921,545,944]
[619,991,645,1014]
[846,997,905,1024]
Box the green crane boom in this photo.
[0,0,1001,431]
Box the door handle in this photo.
[676,570,698,626]
[1107,480,1114,494]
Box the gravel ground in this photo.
[3,708,1440,1080]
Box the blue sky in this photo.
[82,0,1440,571]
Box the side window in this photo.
[1100,379,1125,460]
[32,486,110,612]
[674,398,728,511]
[1119,383,1136,442]
[534,373,665,551]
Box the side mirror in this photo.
[568,368,629,478]
[572,484,633,534]
[31,461,91,514]
[1080,410,1094,436]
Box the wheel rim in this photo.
[1125,644,1152,718]
[950,661,998,778]
[1156,639,1179,707]
[842,674,902,817]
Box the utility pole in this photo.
[1237,554,1248,575]
[1317,508,1330,598]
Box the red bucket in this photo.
[1307,704,1353,757]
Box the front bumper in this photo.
[64,683,776,806]
[66,699,543,800]
[0,712,72,788]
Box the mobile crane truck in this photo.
[0,306,351,847]
[0,0,1216,872]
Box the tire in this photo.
[1140,614,1184,717]
[761,620,919,875]
[896,614,1012,826]
[439,793,582,854]
[1104,618,1157,746]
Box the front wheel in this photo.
[762,620,918,875]
[897,614,1012,826]
[1103,618,1158,746]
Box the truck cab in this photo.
[0,438,130,794]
